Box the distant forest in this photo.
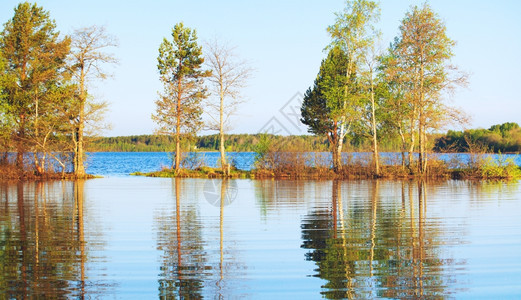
[87,134,330,152]
[434,122,521,153]
[86,123,521,154]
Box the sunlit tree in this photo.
[326,0,380,171]
[391,3,467,174]
[153,23,210,170]
[69,25,117,177]
[301,46,353,171]
[205,39,252,174]
[0,2,70,171]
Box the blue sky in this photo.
[1,0,520,137]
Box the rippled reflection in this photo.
[1,179,520,297]
[155,178,245,299]
[301,180,470,299]
[0,181,112,298]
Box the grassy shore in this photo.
[131,161,521,180]
[0,164,97,180]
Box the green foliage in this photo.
[153,22,210,137]
[301,46,350,137]
[0,1,73,172]
[157,23,207,81]
[489,122,520,136]
[253,133,273,169]
[87,134,333,152]
[480,154,521,179]
[327,0,380,63]
[434,122,521,153]
[1,2,71,113]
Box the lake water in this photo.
[85,151,521,177]
[1,153,521,298]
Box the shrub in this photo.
[480,154,521,179]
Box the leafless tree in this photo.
[69,25,117,176]
[205,39,253,174]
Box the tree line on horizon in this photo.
[85,122,521,154]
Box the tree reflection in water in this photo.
[301,180,465,299]
[156,178,208,298]
[155,178,245,299]
[0,180,112,298]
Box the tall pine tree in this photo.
[0,2,70,171]
[152,23,210,170]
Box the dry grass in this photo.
[0,162,95,180]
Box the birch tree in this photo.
[205,40,252,174]
[327,0,380,171]
[379,49,416,169]
[392,3,467,174]
[359,44,381,175]
[69,25,117,177]
[153,23,210,171]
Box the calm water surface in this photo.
[1,154,521,298]
[84,152,521,177]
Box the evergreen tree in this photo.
[0,2,70,171]
[152,23,210,170]
[301,46,353,171]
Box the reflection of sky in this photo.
[4,178,518,297]
[76,178,521,298]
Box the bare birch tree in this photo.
[360,41,382,176]
[205,39,252,174]
[69,25,117,176]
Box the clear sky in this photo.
[1,0,520,137]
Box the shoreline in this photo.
[130,164,521,181]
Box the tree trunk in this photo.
[418,61,426,174]
[75,68,86,177]
[76,104,86,177]
[335,130,344,173]
[16,117,26,170]
[33,153,45,175]
[174,77,182,171]
[334,56,352,174]
[418,111,425,174]
[398,128,406,169]
[219,84,226,174]
[72,128,79,174]
[370,81,379,176]
[408,115,416,170]
[175,129,180,170]
[331,144,339,172]
[422,124,428,173]
[16,139,24,170]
